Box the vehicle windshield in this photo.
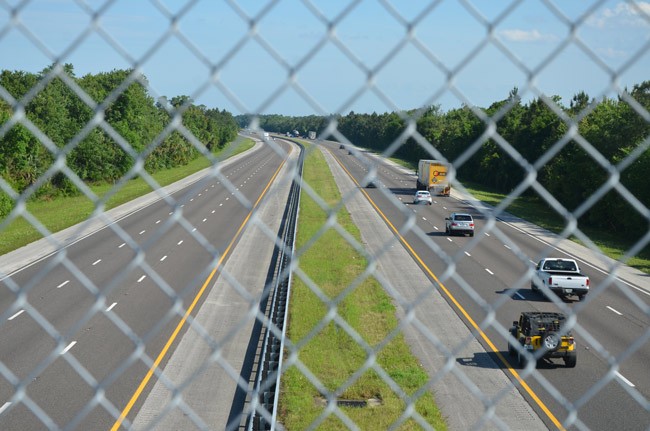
[543,260,577,271]
[454,215,472,221]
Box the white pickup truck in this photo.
[532,258,590,301]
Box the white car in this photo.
[445,213,475,236]
[413,190,432,205]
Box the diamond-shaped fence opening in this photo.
[0,1,649,430]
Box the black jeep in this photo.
[508,311,577,368]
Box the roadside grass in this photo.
[462,182,650,274]
[0,138,255,256]
[279,146,446,430]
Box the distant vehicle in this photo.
[416,160,450,196]
[308,131,316,139]
[364,178,377,188]
[263,132,270,139]
[508,311,577,368]
[413,190,432,205]
[532,258,589,301]
[339,144,345,149]
[445,213,474,236]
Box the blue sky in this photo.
[1,0,649,116]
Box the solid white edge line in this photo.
[499,218,650,297]
[61,341,77,355]
[606,306,622,315]
[8,310,24,320]
[615,372,635,387]
[106,302,117,312]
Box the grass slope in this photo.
[278,145,446,430]
[0,138,254,255]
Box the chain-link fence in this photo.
[1,1,649,430]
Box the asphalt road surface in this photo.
[0,137,297,430]
[319,141,650,431]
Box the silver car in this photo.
[445,212,475,236]
[413,190,432,205]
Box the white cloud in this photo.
[588,1,650,28]
[499,29,557,42]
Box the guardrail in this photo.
[248,141,304,431]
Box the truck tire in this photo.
[564,353,577,368]
[518,350,529,369]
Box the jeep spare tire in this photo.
[543,332,561,351]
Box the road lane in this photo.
[0,138,294,430]
[323,141,650,430]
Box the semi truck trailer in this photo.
[416,159,450,196]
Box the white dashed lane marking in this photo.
[606,306,622,315]
[137,275,146,283]
[106,303,117,312]
[8,310,24,320]
[57,280,70,289]
[61,341,77,355]
[616,372,635,387]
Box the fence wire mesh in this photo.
[1,1,649,430]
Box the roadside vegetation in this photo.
[0,138,254,255]
[239,82,650,270]
[278,144,446,430]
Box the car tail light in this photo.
[586,279,590,286]
[469,223,474,227]
[451,222,458,226]
[548,277,552,285]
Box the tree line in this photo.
[237,82,650,241]
[0,64,239,217]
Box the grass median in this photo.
[0,138,255,256]
[279,145,446,430]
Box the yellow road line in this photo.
[331,151,565,431]
[111,155,287,430]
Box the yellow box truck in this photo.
[416,159,450,196]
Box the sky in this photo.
[1,0,649,116]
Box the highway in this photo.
[0,137,295,430]
[319,141,650,430]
